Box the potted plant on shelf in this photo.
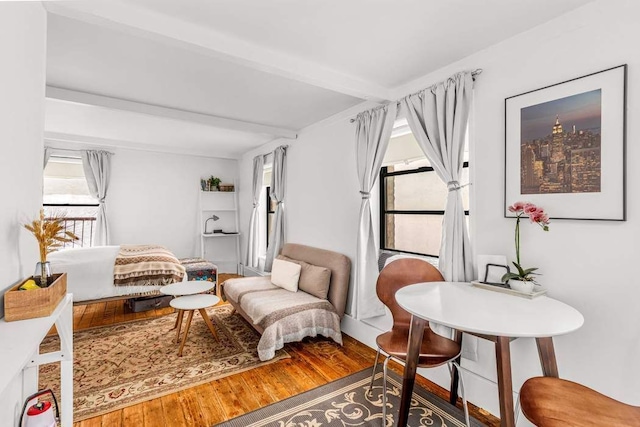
[208,176,221,191]
[23,209,78,287]
[502,202,550,293]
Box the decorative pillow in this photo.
[270,258,301,292]
[277,255,331,299]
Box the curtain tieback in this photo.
[253,202,259,208]
[360,191,371,199]
[447,181,471,192]
[98,198,106,203]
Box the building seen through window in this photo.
[380,120,469,257]
[43,156,98,248]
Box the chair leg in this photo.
[382,356,391,426]
[450,361,470,427]
[367,348,381,396]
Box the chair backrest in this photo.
[377,258,444,329]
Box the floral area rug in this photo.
[39,304,289,421]
[215,368,483,427]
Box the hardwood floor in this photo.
[67,275,499,427]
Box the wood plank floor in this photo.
[67,275,499,427]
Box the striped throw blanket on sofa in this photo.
[113,244,185,286]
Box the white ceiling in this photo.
[43,0,595,158]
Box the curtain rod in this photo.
[349,68,483,123]
[45,146,115,155]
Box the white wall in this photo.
[107,148,237,258]
[0,1,48,421]
[238,103,378,306]
[239,0,640,420]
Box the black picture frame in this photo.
[504,65,627,221]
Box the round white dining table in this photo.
[394,282,584,427]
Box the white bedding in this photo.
[48,246,186,302]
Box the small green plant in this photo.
[208,176,221,190]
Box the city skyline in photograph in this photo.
[520,89,602,195]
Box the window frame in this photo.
[43,155,99,248]
[265,186,275,246]
[379,161,470,257]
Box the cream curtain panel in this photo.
[264,146,287,272]
[401,71,474,282]
[354,104,397,320]
[81,150,112,246]
[246,155,264,268]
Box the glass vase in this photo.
[34,261,52,288]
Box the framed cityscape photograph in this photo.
[505,65,627,220]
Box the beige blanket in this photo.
[224,277,343,361]
[113,244,185,286]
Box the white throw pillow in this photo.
[270,258,302,292]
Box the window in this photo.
[380,124,469,257]
[265,186,276,246]
[43,156,98,248]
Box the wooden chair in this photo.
[520,377,640,427]
[368,258,469,426]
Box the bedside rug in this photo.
[215,367,482,427]
[39,304,289,421]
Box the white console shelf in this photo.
[0,293,73,426]
[199,189,241,273]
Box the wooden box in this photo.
[3,273,67,322]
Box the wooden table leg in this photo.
[178,310,194,357]
[536,337,559,377]
[449,329,463,405]
[397,315,427,427]
[495,336,516,427]
[172,308,181,329]
[199,308,219,341]
[174,309,184,343]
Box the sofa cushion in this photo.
[277,255,331,299]
[270,258,301,292]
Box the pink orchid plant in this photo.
[502,202,550,283]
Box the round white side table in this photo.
[170,294,220,356]
[161,281,216,331]
[161,280,214,296]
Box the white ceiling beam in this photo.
[44,1,392,103]
[44,131,242,160]
[46,86,298,139]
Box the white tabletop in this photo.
[170,294,220,310]
[161,280,215,296]
[396,282,584,338]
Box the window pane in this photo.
[384,214,444,256]
[384,214,469,257]
[385,167,469,211]
[43,157,97,205]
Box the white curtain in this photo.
[264,146,287,272]
[43,147,51,168]
[354,104,397,320]
[81,150,112,246]
[401,71,474,282]
[246,155,264,268]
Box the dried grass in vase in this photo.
[23,209,78,286]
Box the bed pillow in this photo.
[277,255,332,299]
[270,258,301,292]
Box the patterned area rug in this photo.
[39,304,289,421]
[216,368,483,427]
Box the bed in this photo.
[48,245,187,303]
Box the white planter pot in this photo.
[509,279,535,293]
